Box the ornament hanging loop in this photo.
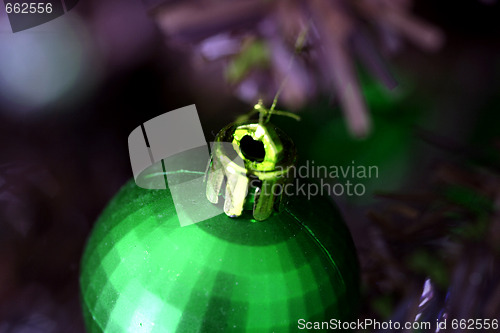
[206,121,296,221]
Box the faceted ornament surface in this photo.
[80,180,359,332]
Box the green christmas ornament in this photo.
[80,117,360,332]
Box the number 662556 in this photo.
[5,2,53,14]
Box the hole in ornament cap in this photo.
[239,135,265,162]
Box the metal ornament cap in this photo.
[206,121,296,221]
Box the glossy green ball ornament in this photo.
[80,121,360,332]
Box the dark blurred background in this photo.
[0,0,499,332]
